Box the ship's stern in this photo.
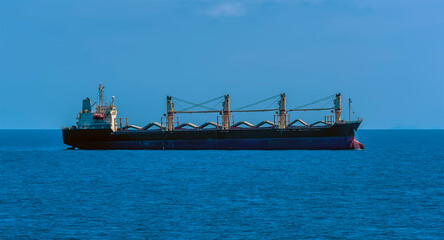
[62,127,114,149]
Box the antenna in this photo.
[98,83,105,107]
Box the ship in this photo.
[62,84,364,150]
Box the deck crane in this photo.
[165,93,347,130]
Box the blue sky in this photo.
[1,0,443,129]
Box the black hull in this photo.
[62,121,362,150]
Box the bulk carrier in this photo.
[62,84,364,150]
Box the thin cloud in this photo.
[204,2,246,17]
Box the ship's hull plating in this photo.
[62,121,362,150]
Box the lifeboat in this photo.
[93,113,104,119]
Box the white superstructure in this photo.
[76,84,118,131]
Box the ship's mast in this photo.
[334,93,341,123]
[221,94,230,130]
[98,83,105,107]
[349,98,352,121]
[166,96,175,131]
[278,93,286,129]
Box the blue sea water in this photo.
[0,130,443,239]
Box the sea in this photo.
[0,130,442,239]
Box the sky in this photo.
[1,0,443,129]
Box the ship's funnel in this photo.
[82,98,92,112]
